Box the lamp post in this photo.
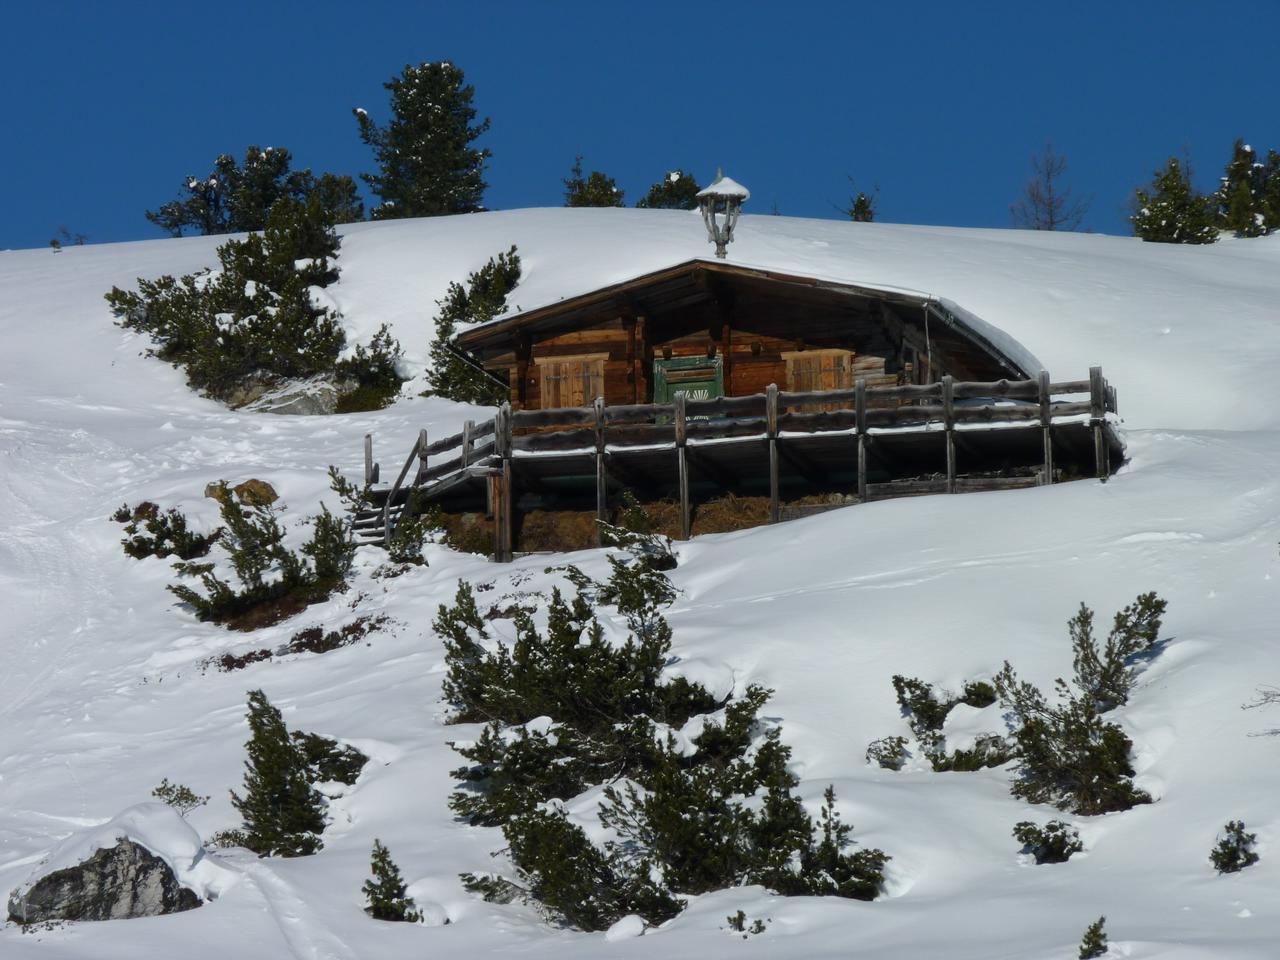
[696,169,750,259]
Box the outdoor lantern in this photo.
[696,169,750,259]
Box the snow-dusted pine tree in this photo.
[635,170,701,209]
[1131,157,1217,244]
[354,61,490,219]
[230,689,326,857]
[564,156,625,207]
[363,840,422,921]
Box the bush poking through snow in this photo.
[1210,820,1260,874]
[598,492,676,571]
[994,663,1151,815]
[866,735,910,770]
[114,502,220,561]
[363,840,422,922]
[1068,593,1167,712]
[168,486,355,628]
[151,779,209,818]
[1013,820,1083,864]
[1078,916,1108,958]
[230,690,327,857]
[995,595,1165,815]
[107,196,404,405]
[448,554,889,929]
[425,246,520,405]
[889,675,1010,771]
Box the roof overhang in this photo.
[455,258,1036,378]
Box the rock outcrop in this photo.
[7,838,200,924]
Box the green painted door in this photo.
[653,356,724,404]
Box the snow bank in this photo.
[11,803,238,902]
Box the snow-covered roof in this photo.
[695,174,751,201]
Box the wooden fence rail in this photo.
[368,368,1118,554]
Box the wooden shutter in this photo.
[535,354,606,409]
[783,350,855,409]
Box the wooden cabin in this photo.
[454,259,1033,410]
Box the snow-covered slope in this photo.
[2,210,1279,959]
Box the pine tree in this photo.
[564,155,625,207]
[363,840,422,921]
[1215,140,1265,237]
[1131,157,1218,244]
[146,146,360,237]
[841,178,878,222]
[1261,149,1280,233]
[635,170,701,209]
[1010,142,1089,231]
[1209,820,1259,874]
[355,61,490,219]
[230,690,326,856]
[426,246,520,404]
[1078,916,1108,959]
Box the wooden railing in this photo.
[365,368,1117,551]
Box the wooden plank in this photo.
[856,378,867,500]
[604,402,675,425]
[414,428,429,485]
[767,383,780,524]
[512,406,596,428]
[1038,370,1053,486]
[1090,366,1106,479]
[686,393,766,417]
[943,375,956,494]
[595,397,607,540]
[1049,379,1090,395]
[461,420,473,468]
[363,434,374,485]
[675,392,690,540]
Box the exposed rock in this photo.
[204,481,231,503]
[232,479,278,507]
[241,374,353,416]
[7,838,200,924]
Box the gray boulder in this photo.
[241,374,352,416]
[7,838,200,924]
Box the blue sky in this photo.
[2,0,1278,250]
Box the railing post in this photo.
[675,392,691,540]
[461,420,474,469]
[1089,366,1107,480]
[1038,369,1053,485]
[594,397,608,544]
[414,429,428,485]
[855,378,867,502]
[942,375,956,494]
[496,404,514,561]
[766,383,780,523]
[363,433,374,485]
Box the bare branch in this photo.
[1010,142,1091,231]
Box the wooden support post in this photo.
[595,396,608,543]
[363,433,374,485]
[492,405,514,561]
[855,378,867,501]
[461,420,474,468]
[942,375,956,494]
[1089,366,1107,480]
[675,392,691,540]
[1038,369,1053,485]
[414,429,428,485]
[766,383,780,523]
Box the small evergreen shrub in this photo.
[334,324,404,412]
[151,779,209,818]
[1132,157,1217,244]
[168,487,355,628]
[599,492,676,571]
[230,690,327,857]
[725,910,769,937]
[292,732,368,786]
[1210,820,1259,874]
[206,828,250,849]
[115,501,220,560]
[446,553,888,930]
[890,674,1009,771]
[1078,916,1108,959]
[364,840,422,922]
[563,155,624,207]
[635,170,700,210]
[865,735,909,770]
[1013,819,1083,864]
[109,196,403,403]
[995,595,1166,815]
[426,246,520,404]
